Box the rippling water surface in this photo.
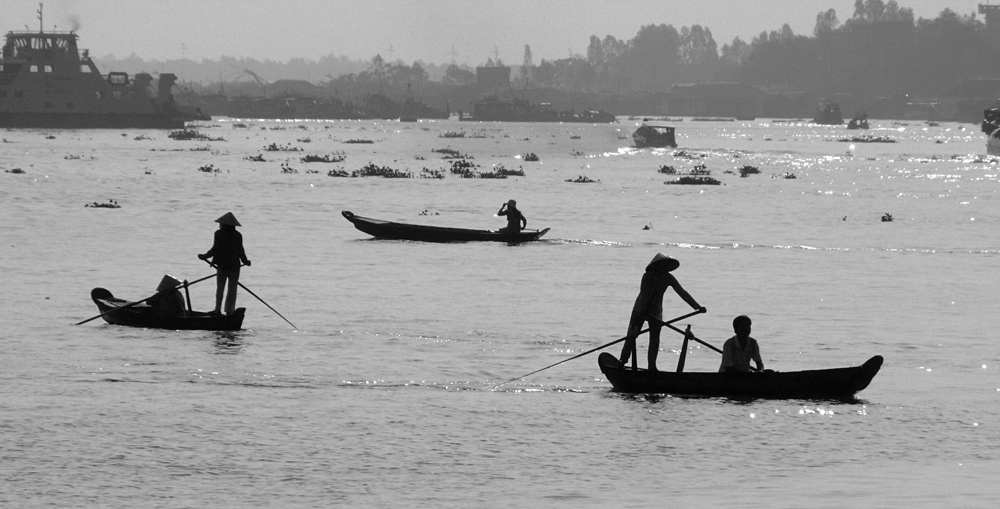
[2,118,998,507]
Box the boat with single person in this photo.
[632,122,677,148]
[90,287,244,331]
[598,352,882,400]
[0,9,208,128]
[342,210,549,243]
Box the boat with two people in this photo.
[342,210,549,243]
[597,318,882,400]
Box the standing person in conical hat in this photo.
[619,253,705,371]
[198,212,251,315]
[497,199,527,235]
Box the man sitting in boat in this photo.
[149,274,187,317]
[497,199,527,234]
[716,315,764,373]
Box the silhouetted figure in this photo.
[198,212,250,315]
[150,274,186,316]
[718,315,764,373]
[498,199,526,234]
[619,253,706,371]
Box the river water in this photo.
[2,117,998,507]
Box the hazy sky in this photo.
[6,0,980,64]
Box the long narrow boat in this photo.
[598,352,882,400]
[342,210,550,243]
[90,288,244,331]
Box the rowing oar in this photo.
[662,321,760,371]
[75,273,217,325]
[203,259,297,330]
[492,308,705,389]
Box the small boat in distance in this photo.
[632,121,677,148]
[90,287,244,331]
[598,352,882,400]
[342,210,550,243]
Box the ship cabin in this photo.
[0,30,172,114]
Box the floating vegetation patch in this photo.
[522,152,539,162]
[493,164,524,177]
[665,176,721,185]
[432,148,472,159]
[673,150,705,159]
[570,135,581,139]
[300,153,346,163]
[232,123,249,129]
[440,131,465,138]
[420,168,446,179]
[739,165,761,177]
[264,142,302,152]
[882,212,894,222]
[297,137,312,143]
[197,164,221,173]
[838,135,896,143]
[133,134,152,141]
[85,199,120,208]
[6,168,25,174]
[690,164,710,175]
[658,165,677,174]
[344,139,374,144]
[245,154,266,162]
[566,175,599,183]
[449,159,478,177]
[327,168,350,177]
[570,149,585,156]
[353,163,412,178]
[169,129,223,141]
[280,163,298,174]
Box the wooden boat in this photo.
[90,287,244,331]
[632,122,677,148]
[342,210,550,243]
[597,352,882,400]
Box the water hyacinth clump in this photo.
[352,163,412,178]
[665,176,721,185]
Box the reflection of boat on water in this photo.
[459,95,615,123]
[847,112,869,129]
[813,103,844,125]
[632,121,677,148]
[0,12,207,128]
[981,101,1000,156]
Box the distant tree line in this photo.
[97,1,998,100]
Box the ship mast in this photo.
[37,3,43,33]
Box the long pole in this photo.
[237,282,297,330]
[492,309,705,389]
[75,273,216,325]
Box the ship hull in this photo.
[0,111,190,129]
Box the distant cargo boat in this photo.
[981,101,1000,156]
[632,121,677,148]
[0,13,208,128]
[460,95,615,123]
[813,103,844,125]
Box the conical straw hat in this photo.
[215,212,241,226]
[646,252,680,272]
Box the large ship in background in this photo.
[0,10,207,128]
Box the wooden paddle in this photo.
[662,321,761,372]
[491,308,705,389]
[75,273,217,325]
